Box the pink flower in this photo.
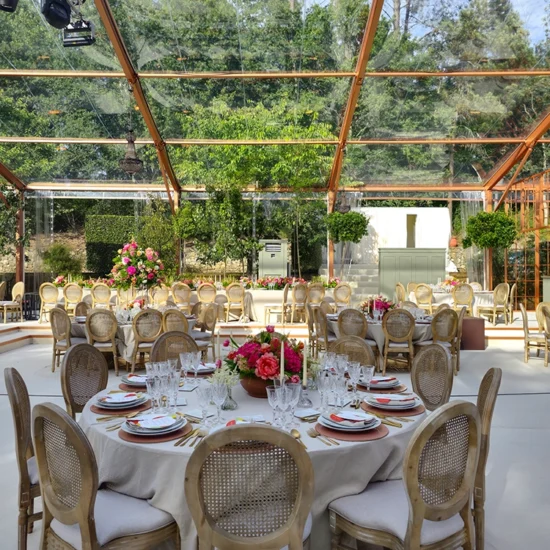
[127,266,137,276]
[260,343,271,351]
[283,345,302,373]
[215,359,222,368]
[290,375,301,384]
[256,353,280,380]
[223,339,230,347]
[266,325,275,333]
[122,256,130,265]
[147,272,155,280]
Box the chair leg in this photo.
[18,506,28,550]
[51,346,56,373]
[545,343,548,368]
[27,499,35,534]
[113,348,119,376]
[329,512,343,550]
[474,505,485,550]
[291,306,295,324]
[525,342,529,363]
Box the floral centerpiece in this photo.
[324,277,341,289]
[441,276,459,292]
[360,295,395,315]
[223,326,304,397]
[52,275,66,287]
[110,240,165,290]
[175,277,196,290]
[255,276,307,290]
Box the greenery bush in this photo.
[326,211,369,244]
[85,215,136,273]
[42,243,82,276]
[463,211,518,249]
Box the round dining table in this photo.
[80,383,425,550]
[408,290,494,315]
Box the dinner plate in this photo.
[122,417,186,436]
[318,415,381,432]
[95,395,147,409]
[362,376,399,389]
[121,374,148,386]
[366,397,421,411]
[320,411,377,429]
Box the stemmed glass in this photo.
[335,355,348,377]
[146,375,161,413]
[361,365,375,392]
[348,361,362,403]
[286,383,302,428]
[275,385,292,430]
[323,352,336,372]
[211,382,228,426]
[267,386,281,427]
[196,382,212,427]
[316,371,330,413]
[192,351,202,385]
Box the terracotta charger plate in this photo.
[315,422,389,442]
[358,383,408,394]
[118,421,193,444]
[119,383,146,391]
[90,399,152,416]
[361,401,425,417]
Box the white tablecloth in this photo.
[408,291,494,316]
[80,384,424,550]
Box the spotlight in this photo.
[41,0,71,29]
[63,19,95,47]
[0,0,19,13]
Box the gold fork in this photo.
[96,411,142,422]
[189,429,208,448]
[174,428,198,447]
[306,428,332,446]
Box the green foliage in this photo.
[0,187,29,255]
[463,211,518,249]
[326,211,369,244]
[42,243,82,276]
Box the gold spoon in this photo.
[174,428,198,447]
[189,429,208,448]
[290,429,307,449]
[306,428,332,446]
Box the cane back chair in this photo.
[50,307,86,373]
[117,287,136,308]
[381,308,415,375]
[150,285,170,307]
[171,282,193,313]
[395,282,406,304]
[131,309,163,373]
[469,282,483,291]
[452,283,474,316]
[520,303,545,363]
[264,283,290,325]
[333,283,352,311]
[307,282,325,305]
[337,308,367,339]
[86,309,119,376]
[414,284,434,315]
[63,283,83,317]
[39,282,58,323]
[74,301,91,318]
[91,283,112,309]
[163,308,189,333]
[478,283,509,326]
[305,303,318,359]
[150,331,199,363]
[290,283,308,323]
[190,303,218,360]
[1,281,23,323]
[0,280,6,301]
[225,283,246,322]
[406,282,418,295]
[507,282,517,324]
[315,307,336,354]
[197,283,217,304]
[329,336,376,367]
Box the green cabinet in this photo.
[379,248,447,299]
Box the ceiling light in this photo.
[119,129,143,175]
[63,19,95,48]
[0,0,19,13]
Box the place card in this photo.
[294,408,320,419]
[179,383,198,392]
[186,408,215,419]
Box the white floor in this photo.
[0,341,549,549]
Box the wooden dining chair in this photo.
[452,283,474,316]
[337,308,367,339]
[61,343,108,419]
[150,331,199,362]
[172,282,192,313]
[117,286,136,307]
[305,303,318,358]
[473,367,502,550]
[290,282,308,323]
[333,282,352,311]
[63,283,83,317]
[86,308,119,376]
[329,336,376,366]
[185,424,314,550]
[131,309,163,373]
[91,282,112,309]
[453,306,467,375]
[264,283,290,325]
[307,282,325,305]
[395,282,406,304]
[414,283,434,314]
[74,300,91,317]
[0,280,6,301]
[406,282,418,295]
[381,308,415,375]
[432,308,459,347]
[197,282,217,304]
[50,307,86,373]
[4,368,42,550]
[150,285,170,307]
[319,299,334,316]
[478,282,509,326]
[520,303,545,362]
[315,307,336,354]
[507,282,517,323]
[329,401,480,550]
[411,344,453,411]
[470,282,483,291]
[535,301,550,332]
[435,303,451,312]
[400,300,418,309]
[32,403,178,550]
[190,303,217,360]
[225,282,245,322]
[163,308,189,333]
[39,282,58,323]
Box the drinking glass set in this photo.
[266,382,302,430]
[195,381,228,427]
[178,351,202,386]
[145,360,181,415]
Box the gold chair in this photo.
[265,283,291,324]
[507,282,517,323]
[307,282,325,304]
[91,282,112,309]
[337,308,367,339]
[32,403,178,549]
[453,306,466,375]
[333,282,352,311]
[184,424,313,550]
[400,300,418,309]
[131,309,163,373]
[329,401,480,550]
[520,303,545,362]
[150,285,170,307]
[432,308,459,347]
[4,367,42,550]
[0,280,6,301]
[50,307,86,373]
[319,299,334,316]
[117,287,135,307]
[171,282,192,313]
[197,282,217,304]
[329,336,376,366]
[414,283,434,314]
[535,301,550,332]
[63,283,83,317]
[74,300,91,317]
[411,343,453,411]
[86,309,119,376]
[473,367,502,550]
[452,283,474,316]
[225,282,245,322]
[315,307,337,353]
[406,282,418,295]
[190,303,218,360]
[305,303,318,359]
[162,308,189,333]
[150,331,199,362]
[540,305,550,367]
[470,282,483,291]
[395,282,406,303]
[39,282,58,323]
[61,343,108,419]
[290,282,308,323]
[435,302,451,312]
[478,282,509,326]
[381,308,415,375]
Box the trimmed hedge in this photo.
[85,215,137,273]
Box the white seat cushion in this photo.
[93,342,115,349]
[527,332,545,340]
[387,342,409,348]
[27,456,39,485]
[50,489,174,549]
[329,480,464,546]
[0,301,19,306]
[190,330,211,341]
[137,343,152,350]
[57,338,87,348]
[365,339,378,348]
[415,340,434,346]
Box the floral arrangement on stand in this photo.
[111,240,165,290]
[79,277,115,288]
[254,276,307,290]
[441,276,459,292]
[324,277,341,289]
[360,295,395,316]
[52,275,66,287]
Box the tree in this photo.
[42,243,82,277]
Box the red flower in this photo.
[227,351,237,360]
[290,375,301,384]
[271,338,281,350]
[266,325,275,333]
[223,339,230,347]
[256,353,280,380]
[284,345,302,373]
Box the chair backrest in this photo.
[163,309,189,333]
[475,368,502,503]
[86,309,117,343]
[61,343,108,419]
[493,282,509,306]
[291,283,308,304]
[431,308,458,344]
[172,282,192,305]
[414,284,433,305]
[535,301,550,331]
[382,308,415,343]
[401,301,418,309]
[435,303,450,312]
[333,283,352,305]
[91,283,111,307]
[226,283,245,304]
[197,283,217,303]
[456,305,467,342]
[453,283,474,306]
[4,368,35,494]
[305,303,316,338]
[519,303,530,338]
[411,344,453,411]
[197,303,218,333]
[319,300,333,316]
[64,283,83,304]
[150,331,199,362]
[50,307,71,342]
[407,282,418,294]
[395,282,406,303]
[150,286,170,306]
[184,424,314,550]
[509,282,517,309]
[32,403,99,544]
[40,282,58,305]
[133,309,163,342]
[329,336,375,366]
[282,283,290,306]
[316,307,331,344]
[0,280,6,301]
[74,301,91,317]
[470,282,483,291]
[403,401,480,546]
[117,286,136,306]
[337,308,367,339]
[307,283,325,304]
[12,281,24,302]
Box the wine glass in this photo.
[335,355,348,377]
[348,361,362,403]
[324,352,336,372]
[266,386,281,427]
[361,365,375,392]
[196,382,212,427]
[275,386,292,430]
[316,371,330,413]
[286,383,301,429]
[211,382,228,426]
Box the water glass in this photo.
[275,386,292,430]
[167,370,181,414]
[146,375,162,413]
[196,382,212,427]
[266,386,282,427]
[335,355,348,376]
[286,383,302,428]
[192,351,202,385]
[348,361,362,401]
[211,382,228,425]
[316,372,330,413]
[361,365,375,391]
[323,352,336,371]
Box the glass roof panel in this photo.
[112,0,369,72]
[144,78,347,140]
[352,76,550,140]
[0,78,146,139]
[340,143,516,186]
[0,0,121,71]
[369,0,549,72]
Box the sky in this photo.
[512,0,546,44]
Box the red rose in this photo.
[266,325,275,333]
[271,338,281,350]
[227,351,237,360]
[256,353,280,380]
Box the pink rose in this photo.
[147,272,155,280]
[223,339,230,347]
[266,325,275,333]
[122,257,130,265]
[256,353,280,380]
[260,343,270,351]
[290,375,301,384]
[127,266,137,276]
[215,359,222,368]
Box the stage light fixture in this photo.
[0,0,19,13]
[41,0,71,29]
[62,19,95,47]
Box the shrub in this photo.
[463,211,518,249]
[326,211,369,244]
[42,243,82,276]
